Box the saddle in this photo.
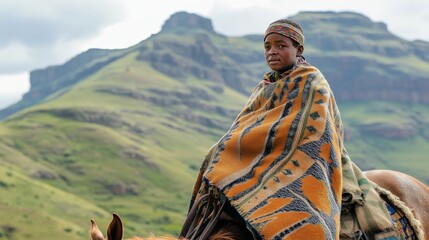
[340,181,424,240]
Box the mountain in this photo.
[1,11,429,239]
[293,12,429,103]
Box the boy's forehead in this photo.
[264,33,292,43]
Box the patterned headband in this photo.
[264,19,305,46]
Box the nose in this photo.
[268,48,278,55]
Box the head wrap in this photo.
[264,19,305,46]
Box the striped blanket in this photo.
[188,61,399,239]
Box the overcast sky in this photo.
[1,0,429,109]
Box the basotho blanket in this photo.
[188,61,397,239]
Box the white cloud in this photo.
[0,0,124,73]
[0,73,30,94]
[0,43,32,73]
[0,72,29,109]
[209,4,285,37]
[81,0,216,50]
[210,0,429,41]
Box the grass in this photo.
[0,52,253,238]
[0,164,110,240]
[339,101,429,184]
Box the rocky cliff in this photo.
[2,11,429,120]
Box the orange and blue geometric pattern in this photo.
[386,202,417,240]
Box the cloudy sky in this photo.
[1,0,429,109]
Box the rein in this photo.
[180,187,226,240]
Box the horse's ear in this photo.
[90,219,105,240]
[107,213,123,240]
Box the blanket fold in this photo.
[340,151,400,239]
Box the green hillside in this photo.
[0,50,249,238]
[339,101,429,183]
[0,11,429,239]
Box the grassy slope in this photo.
[0,51,246,239]
[0,161,110,240]
[339,101,429,183]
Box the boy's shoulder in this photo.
[292,63,324,80]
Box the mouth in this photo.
[268,59,280,65]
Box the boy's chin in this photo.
[268,63,285,71]
[272,63,294,73]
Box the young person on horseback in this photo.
[179,19,401,240]
[89,18,427,240]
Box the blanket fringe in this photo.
[372,182,425,240]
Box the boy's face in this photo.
[264,33,303,72]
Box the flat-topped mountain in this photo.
[2,11,429,120]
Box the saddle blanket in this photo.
[386,202,417,240]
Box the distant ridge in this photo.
[2,11,429,120]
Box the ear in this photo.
[90,219,105,240]
[107,213,123,240]
[297,45,304,56]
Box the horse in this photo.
[90,213,239,240]
[90,169,429,240]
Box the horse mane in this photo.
[128,227,238,240]
[127,228,237,240]
[118,225,242,240]
[129,237,179,240]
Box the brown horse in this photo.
[90,169,429,240]
[90,213,244,240]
